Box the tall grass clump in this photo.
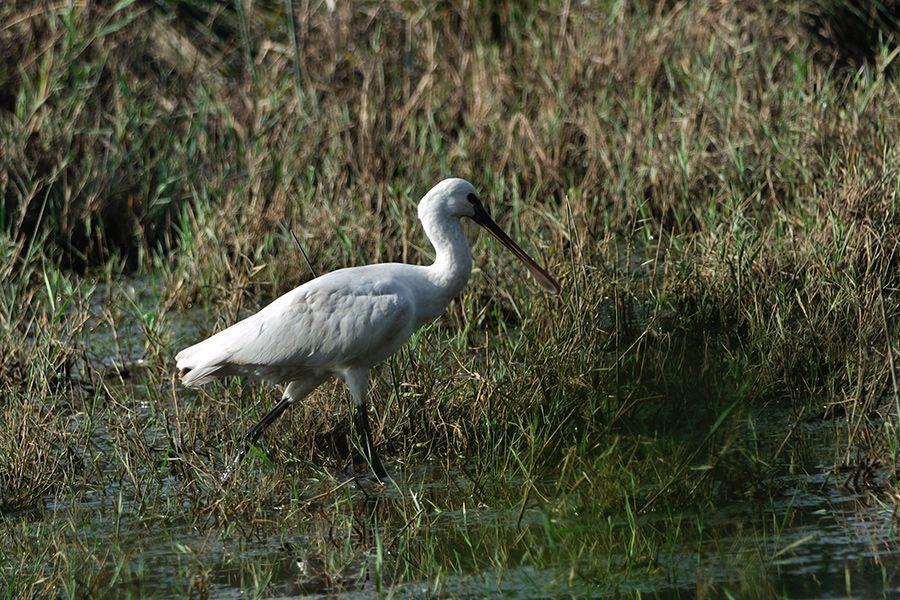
[0,0,896,497]
[1,0,899,596]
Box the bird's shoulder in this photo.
[210,264,426,370]
[266,263,420,320]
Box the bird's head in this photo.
[417,178,561,294]
[417,178,480,219]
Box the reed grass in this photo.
[1,0,898,597]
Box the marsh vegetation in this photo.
[1,0,898,597]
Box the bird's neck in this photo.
[422,215,473,296]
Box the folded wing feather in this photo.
[176,271,414,387]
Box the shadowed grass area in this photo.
[1,0,899,597]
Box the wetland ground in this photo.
[1,1,899,597]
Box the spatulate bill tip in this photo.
[528,266,561,295]
[540,276,561,295]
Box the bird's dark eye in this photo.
[466,193,479,204]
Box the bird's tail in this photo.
[176,343,226,387]
[177,364,223,387]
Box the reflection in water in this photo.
[23,279,897,598]
[28,455,898,598]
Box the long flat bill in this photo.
[470,199,561,294]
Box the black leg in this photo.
[354,403,387,480]
[221,396,293,482]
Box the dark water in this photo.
[23,279,898,598]
[30,436,897,598]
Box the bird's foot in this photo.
[220,436,277,483]
[351,451,387,482]
[220,445,247,483]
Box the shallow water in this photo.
[22,436,897,599]
[12,280,897,598]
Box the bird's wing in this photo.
[176,272,414,385]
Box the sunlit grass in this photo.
[1,0,899,597]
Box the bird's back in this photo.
[176,263,431,386]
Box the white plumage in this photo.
[177,267,417,385]
[176,178,559,480]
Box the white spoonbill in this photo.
[176,178,560,480]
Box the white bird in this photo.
[176,178,560,480]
